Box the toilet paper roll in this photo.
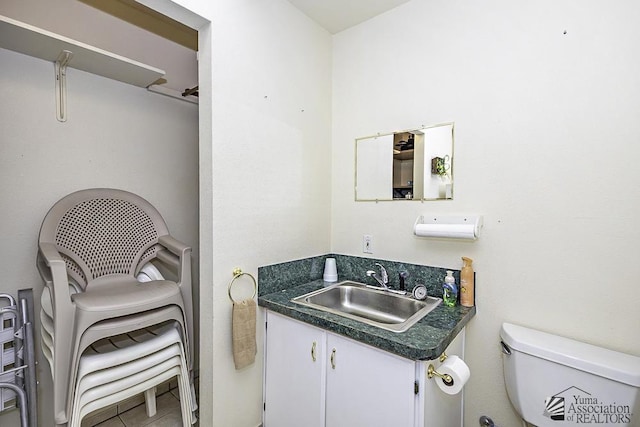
[435,355,470,395]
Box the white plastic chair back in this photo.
[39,189,169,287]
[36,188,194,424]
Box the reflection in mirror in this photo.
[355,123,454,201]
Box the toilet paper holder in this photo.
[427,352,454,385]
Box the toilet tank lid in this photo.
[501,323,640,387]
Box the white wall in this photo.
[332,1,640,426]
[207,2,332,425]
[0,45,198,425]
[168,0,333,425]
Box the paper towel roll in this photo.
[435,355,470,395]
[414,223,477,240]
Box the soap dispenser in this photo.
[460,257,475,307]
[442,270,458,307]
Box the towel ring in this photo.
[228,268,257,303]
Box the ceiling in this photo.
[287,0,411,34]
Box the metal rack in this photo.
[0,289,37,427]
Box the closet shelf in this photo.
[0,15,165,88]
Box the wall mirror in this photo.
[355,122,454,201]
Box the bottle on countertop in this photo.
[442,270,458,307]
[398,271,409,292]
[460,257,474,307]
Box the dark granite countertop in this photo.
[258,279,476,361]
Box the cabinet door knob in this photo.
[311,341,317,362]
[330,348,337,369]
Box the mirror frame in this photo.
[354,122,454,202]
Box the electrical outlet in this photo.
[363,234,373,254]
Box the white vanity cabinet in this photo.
[263,311,326,427]
[263,311,464,427]
[324,332,415,427]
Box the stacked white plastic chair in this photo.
[39,277,194,425]
[40,318,193,427]
[36,188,195,425]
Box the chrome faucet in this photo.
[366,262,389,288]
[366,263,407,295]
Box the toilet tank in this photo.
[500,322,640,426]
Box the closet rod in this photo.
[182,86,198,97]
[147,85,198,104]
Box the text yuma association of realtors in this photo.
[567,395,632,424]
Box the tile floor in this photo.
[83,380,197,427]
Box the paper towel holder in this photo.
[413,214,483,240]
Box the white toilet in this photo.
[500,322,640,427]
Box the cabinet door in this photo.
[264,312,326,427]
[325,333,416,427]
